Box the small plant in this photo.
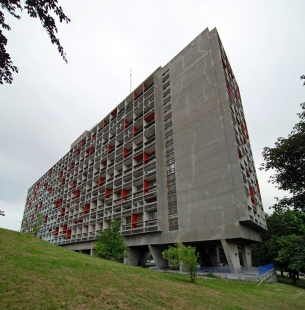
[23,212,43,236]
[162,243,199,283]
[94,219,129,260]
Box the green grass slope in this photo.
[0,228,304,310]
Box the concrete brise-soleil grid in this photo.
[22,28,267,273]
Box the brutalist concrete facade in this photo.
[22,28,266,273]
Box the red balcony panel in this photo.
[98,177,104,188]
[131,213,137,229]
[124,119,129,130]
[143,180,149,194]
[134,152,143,161]
[238,149,243,159]
[84,204,90,215]
[144,112,154,123]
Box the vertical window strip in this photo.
[161,70,179,230]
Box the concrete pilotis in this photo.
[148,244,169,269]
[206,245,220,267]
[221,239,241,273]
[241,244,252,269]
[125,246,150,266]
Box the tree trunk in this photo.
[280,268,284,277]
[289,271,292,278]
[297,272,299,280]
[292,272,297,285]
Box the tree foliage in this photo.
[23,212,43,236]
[162,243,198,283]
[251,210,305,284]
[274,234,305,285]
[0,0,70,84]
[94,219,129,261]
[260,102,305,212]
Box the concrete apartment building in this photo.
[21,28,266,273]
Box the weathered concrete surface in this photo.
[221,239,241,273]
[60,28,266,274]
[241,243,252,269]
[148,244,169,269]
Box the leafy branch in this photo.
[0,0,70,84]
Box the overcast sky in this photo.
[1,0,304,231]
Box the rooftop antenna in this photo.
[130,69,132,93]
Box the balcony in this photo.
[121,230,131,236]
[144,137,155,149]
[144,202,157,211]
[145,188,157,200]
[134,128,143,138]
[122,209,132,216]
[144,168,156,178]
[124,150,132,159]
[132,227,144,234]
[122,194,132,202]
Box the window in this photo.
[167,173,176,183]
[137,214,143,222]
[169,218,178,231]
[167,184,176,193]
[168,195,177,203]
[165,134,173,143]
[165,116,172,124]
[149,211,157,220]
[125,216,131,224]
[167,163,175,174]
[166,153,174,164]
[168,206,177,215]
[165,124,173,133]
[166,143,174,152]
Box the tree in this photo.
[260,102,305,212]
[274,234,305,285]
[301,75,305,86]
[23,212,43,236]
[0,0,70,84]
[162,243,199,284]
[251,210,305,283]
[94,219,129,261]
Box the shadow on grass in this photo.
[278,275,305,289]
[161,271,195,284]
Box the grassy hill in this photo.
[0,228,304,310]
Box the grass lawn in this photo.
[0,228,304,309]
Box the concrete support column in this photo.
[124,247,142,266]
[206,245,220,267]
[148,244,169,269]
[241,244,252,269]
[90,248,98,257]
[124,246,150,266]
[138,249,150,266]
[221,239,241,273]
